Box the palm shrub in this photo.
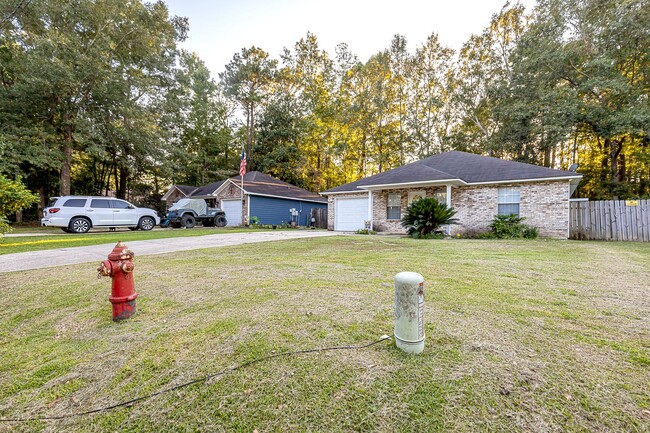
[401,197,458,239]
[488,214,538,239]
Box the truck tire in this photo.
[214,215,227,227]
[69,217,91,233]
[181,214,196,228]
[139,216,155,231]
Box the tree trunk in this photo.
[60,132,73,195]
[246,104,254,170]
[117,166,128,199]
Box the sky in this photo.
[164,0,537,78]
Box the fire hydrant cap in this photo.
[108,241,134,261]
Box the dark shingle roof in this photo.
[322,151,581,194]
[228,172,327,203]
[191,180,227,197]
[175,185,198,196]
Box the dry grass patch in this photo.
[0,237,648,432]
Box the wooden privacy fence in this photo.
[310,207,328,229]
[570,200,650,241]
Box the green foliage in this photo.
[2,0,649,221]
[488,214,538,239]
[401,197,458,238]
[354,229,376,235]
[249,216,260,225]
[0,175,39,235]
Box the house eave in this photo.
[320,190,370,196]
[466,175,582,186]
[359,179,466,191]
[248,191,327,204]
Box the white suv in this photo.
[41,196,160,233]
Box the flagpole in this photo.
[239,147,246,226]
[240,172,244,224]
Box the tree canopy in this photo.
[1,0,648,222]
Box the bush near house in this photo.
[488,214,539,239]
[401,197,458,239]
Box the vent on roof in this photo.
[568,163,579,172]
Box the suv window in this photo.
[90,199,111,208]
[111,200,132,209]
[62,198,87,207]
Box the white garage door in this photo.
[335,196,369,231]
[221,199,242,226]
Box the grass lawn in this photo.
[0,237,648,432]
[0,227,276,255]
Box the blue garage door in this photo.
[249,196,327,226]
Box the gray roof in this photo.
[176,185,198,196]
[322,151,582,194]
[232,171,327,203]
[191,180,226,197]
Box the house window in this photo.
[433,191,447,205]
[498,187,520,216]
[387,193,401,220]
[408,191,425,206]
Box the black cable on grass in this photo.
[0,336,392,422]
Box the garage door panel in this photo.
[221,199,242,226]
[335,197,368,231]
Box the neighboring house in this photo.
[321,151,582,238]
[162,172,327,226]
[161,185,200,206]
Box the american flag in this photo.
[239,148,247,176]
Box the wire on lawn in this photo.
[0,335,392,422]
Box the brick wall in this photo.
[370,181,570,238]
[372,187,447,233]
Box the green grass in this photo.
[0,226,277,255]
[0,237,649,432]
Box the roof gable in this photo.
[190,180,227,197]
[162,185,197,201]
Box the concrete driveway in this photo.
[0,230,340,273]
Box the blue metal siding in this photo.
[249,196,327,226]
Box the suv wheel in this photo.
[69,217,91,233]
[139,216,155,231]
[181,214,196,229]
[214,215,227,227]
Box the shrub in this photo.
[488,214,538,239]
[0,175,39,236]
[401,197,458,239]
[355,229,376,235]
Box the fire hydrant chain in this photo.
[97,241,138,321]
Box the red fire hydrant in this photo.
[97,241,138,321]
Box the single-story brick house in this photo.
[321,151,582,238]
[162,171,327,226]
